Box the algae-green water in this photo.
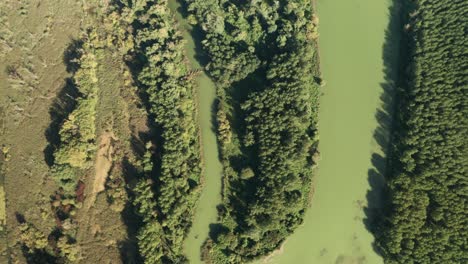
[170,0,396,262]
[169,1,223,263]
[265,0,395,263]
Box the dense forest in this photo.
[375,0,467,263]
[119,0,203,263]
[184,0,321,262]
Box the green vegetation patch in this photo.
[375,0,468,263]
[113,0,203,262]
[184,0,321,262]
[17,31,101,264]
[52,44,99,194]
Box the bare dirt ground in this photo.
[85,132,117,210]
[76,130,122,264]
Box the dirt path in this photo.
[85,132,116,210]
[77,131,116,238]
[75,131,118,263]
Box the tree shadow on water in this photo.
[173,0,209,67]
[363,0,406,256]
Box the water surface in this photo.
[267,0,394,263]
[168,1,223,263]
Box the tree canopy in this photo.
[117,0,203,262]
[375,1,468,263]
[184,0,321,262]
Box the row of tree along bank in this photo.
[122,0,203,263]
[375,0,467,263]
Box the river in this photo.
[170,0,397,263]
[168,1,223,263]
[265,0,397,263]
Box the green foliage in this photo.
[239,167,254,180]
[106,171,128,213]
[185,0,321,262]
[217,104,232,145]
[57,236,80,263]
[376,1,468,263]
[19,222,80,263]
[131,148,191,264]
[18,223,49,253]
[17,222,59,263]
[51,165,81,194]
[51,42,98,194]
[116,0,203,262]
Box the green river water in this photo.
[169,1,223,263]
[171,0,396,263]
[266,0,395,263]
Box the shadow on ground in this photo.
[15,213,58,264]
[119,157,145,264]
[43,39,83,166]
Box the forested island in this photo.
[375,0,467,263]
[183,0,321,262]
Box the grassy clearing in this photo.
[0,0,83,262]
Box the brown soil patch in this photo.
[85,132,116,209]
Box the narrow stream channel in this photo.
[265,0,396,263]
[168,1,223,263]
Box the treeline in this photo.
[115,0,203,263]
[375,0,467,263]
[18,30,101,263]
[52,42,98,195]
[184,0,321,262]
